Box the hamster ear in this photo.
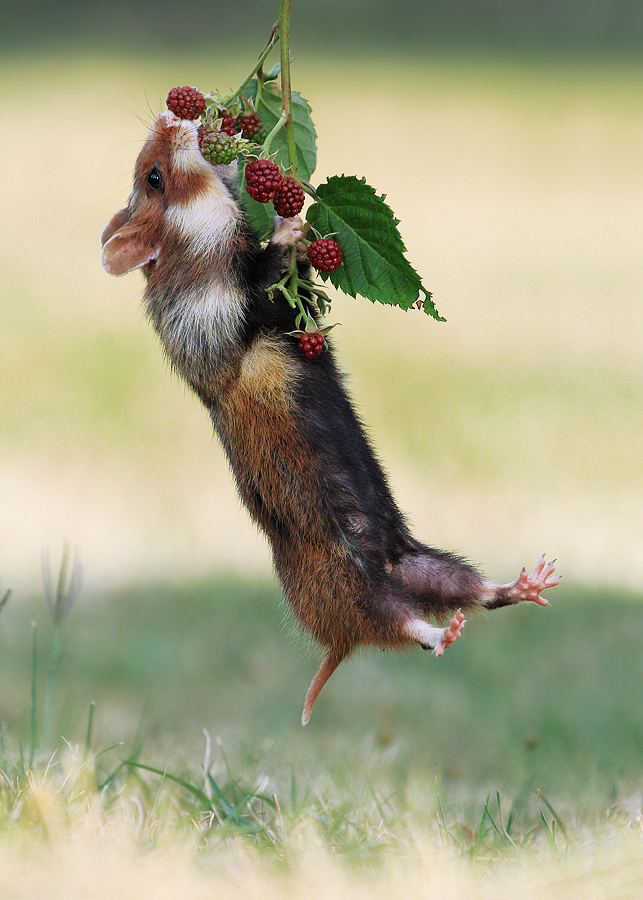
[101,223,160,277]
[101,208,130,247]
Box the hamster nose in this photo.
[158,109,185,128]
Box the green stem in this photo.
[278,0,299,179]
[300,180,319,201]
[219,24,279,107]
[267,248,312,325]
[263,108,288,155]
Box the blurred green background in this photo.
[4,0,643,53]
[1,0,642,811]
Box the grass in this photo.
[2,570,643,895]
[2,573,643,808]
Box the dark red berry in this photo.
[245,159,283,203]
[198,126,238,165]
[166,86,206,120]
[237,112,263,137]
[219,114,237,136]
[251,124,268,146]
[307,239,342,272]
[273,177,305,218]
[297,332,325,358]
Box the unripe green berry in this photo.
[198,127,239,165]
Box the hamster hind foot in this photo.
[406,610,467,657]
[484,556,560,610]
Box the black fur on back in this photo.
[228,219,486,623]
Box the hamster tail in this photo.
[301,649,346,726]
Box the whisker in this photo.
[141,79,159,121]
[103,168,136,183]
[108,139,153,150]
[106,101,152,130]
[129,89,156,127]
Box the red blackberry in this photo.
[251,124,268,146]
[218,114,237,136]
[237,112,263,138]
[166,86,206,120]
[245,159,283,203]
[297,332,325,359]
[198,126,238,165]
[273,177,305,218]
[307,239,343,272]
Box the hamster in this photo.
[101,110,560,724]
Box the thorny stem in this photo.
[218,23,280,108]
[279,0,299,179]
[262,3,330,326]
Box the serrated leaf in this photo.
[306,175,443,321]
[243,78,317,181]
[239,160,276,239]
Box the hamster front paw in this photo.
[271,215,304,247]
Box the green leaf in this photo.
[306,175,443,321]
[243,78,317,181]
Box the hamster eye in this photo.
[146,168,162,191]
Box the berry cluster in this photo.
[218,114,237,136]
[166,86,206,120]
[210,109,267,144]
[197,126,238,165]
[245,161,305,219]
[307,239,343,272]
[165,88,268,146]
[237,112,263,138]
[298,332,325,358]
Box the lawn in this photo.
[2,574,643,896]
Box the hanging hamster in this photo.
[101,110,560,724]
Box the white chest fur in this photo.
[150,276,246,372]
[165,188,239,255]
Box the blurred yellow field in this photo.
[1,784,642,900]
[1,52,642,594]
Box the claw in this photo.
[434,610,466,657]
[507,556,561,606]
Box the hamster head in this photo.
[101,110,240,277]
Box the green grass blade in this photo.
[28,621,37,768]
[539,793,570,845]
[85,701,96,753]
[124,760,213,810]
